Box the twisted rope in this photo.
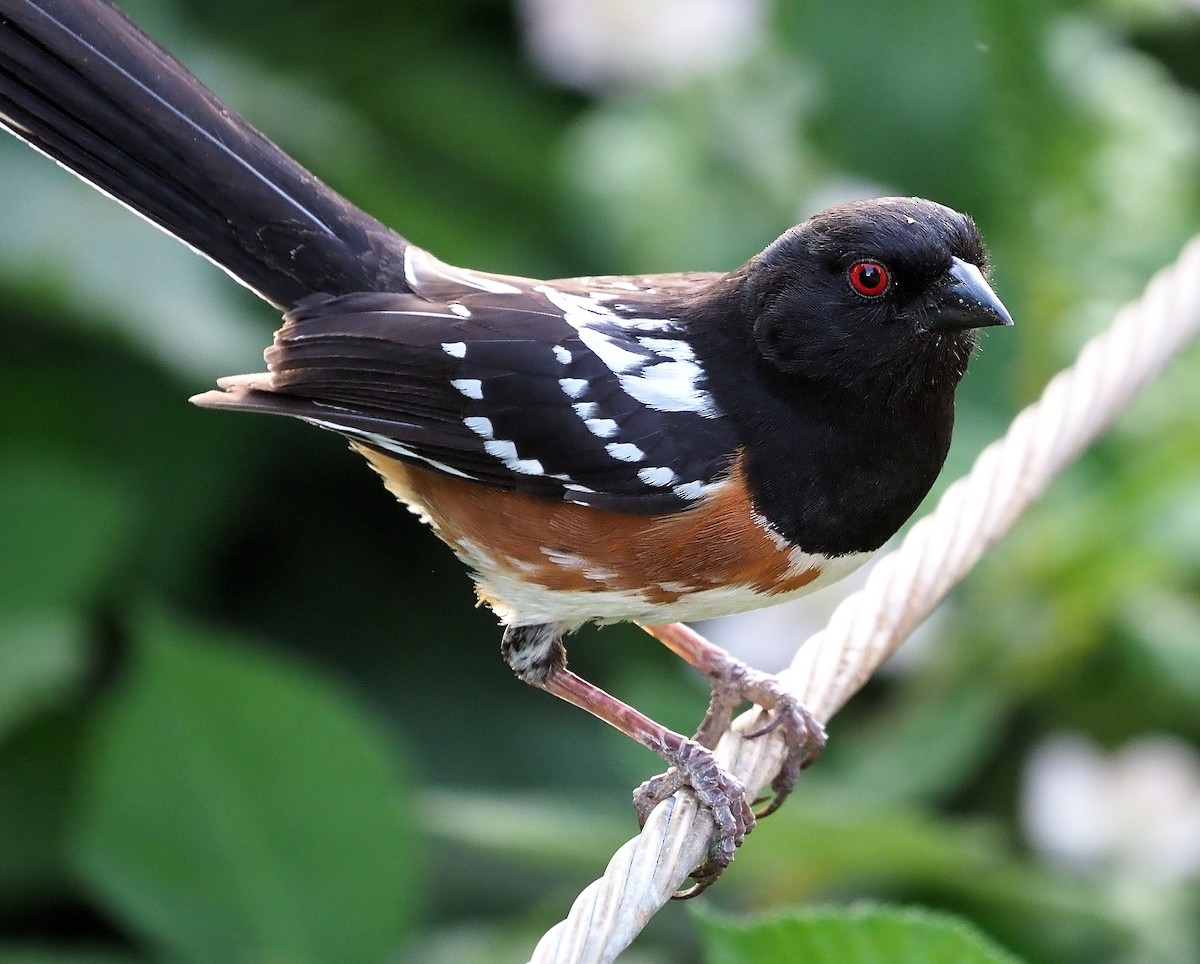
[529,235,1200,963]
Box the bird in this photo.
[0,0,1012,893]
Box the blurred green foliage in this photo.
[0,0,1198,961]
[694,904,1023,963]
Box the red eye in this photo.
[848,260,889,297]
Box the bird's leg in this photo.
[501,623,754,895]
[637,622,826,818]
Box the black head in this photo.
[742,197,1011,404]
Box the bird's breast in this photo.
[353,445,871,626]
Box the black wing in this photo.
[193,251,739,514]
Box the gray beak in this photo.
[926,257,1014,331]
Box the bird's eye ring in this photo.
[848,261,890,297]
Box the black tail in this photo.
[0,0,412,309]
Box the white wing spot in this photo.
[638,466,676,486]
[538,285,718,417]
[538,285,609,320]
[572,401,599,418]
[620,361,715,417]
[637,337,695,362]
[577,326,643,373]
[559,378,588,398]
[553,345,573,365]
[464,416,494,439]
[484,439,544,475]
[441,341,466,358]
[540,287,644,372]
[605,442,644,463]
[585,418,619,439]
[449,303,471,317]
[451,378,483,400]
[610,315,665,332]
[672,480,708,500]
[563,481,596,504]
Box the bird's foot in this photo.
[640,623,826,819]
[632,737,754,898]
[703,663,826,818]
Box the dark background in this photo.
[1,0,1198,961]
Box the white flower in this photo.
[517,0,769,93]
[1020,734,1200,881]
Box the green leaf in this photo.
[826,680,1009,807]
[0,947,141,964]
[0,713,84,905]
[696,904,1025,964]
[0,615,90,742]
[0,456,132,617]
[69,611,418,964]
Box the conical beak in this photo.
[926,257,1014,331]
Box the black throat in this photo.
[689,291,960,557]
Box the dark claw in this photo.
[632,739,754,897]
[691,664,826,821]
[676,853,730,898]
[746,695,826,818]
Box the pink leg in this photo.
[638,622,826,817]
[536,664,754,895]
[640,621,738,674]
[501,624,753,897]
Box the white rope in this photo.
[528,235,1200,964]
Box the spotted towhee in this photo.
[0,0,1012,891]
